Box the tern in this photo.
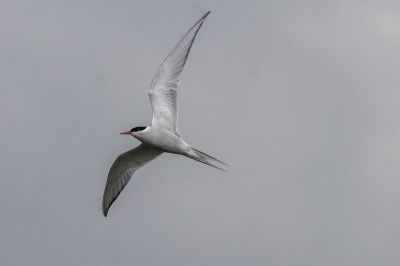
[102,11,227,217]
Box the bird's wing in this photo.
[148,11,210,133]
[102,144,163,216]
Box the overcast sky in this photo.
[1,0,400,265]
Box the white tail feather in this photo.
[185,147,228,171]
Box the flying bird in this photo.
[102,11,227,217]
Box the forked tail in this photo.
[185,147,228,171]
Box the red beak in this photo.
[119,131,132,135]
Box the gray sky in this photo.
[1,0,400,265]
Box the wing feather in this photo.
[149,11,211,132]
[102,144,162,216]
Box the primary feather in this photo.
[102,144,162,216]
[149,11,211,132]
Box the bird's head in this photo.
[120,126,147,136]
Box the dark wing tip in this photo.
[201,11,211,22]
[102,198,109,217]
[102,190,109,217]
[102,189,121,218]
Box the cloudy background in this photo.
[1,0,400,265]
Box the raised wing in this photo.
[102,144,163,217]
[149,11,210,132]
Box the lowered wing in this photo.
[102,144,163,216]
